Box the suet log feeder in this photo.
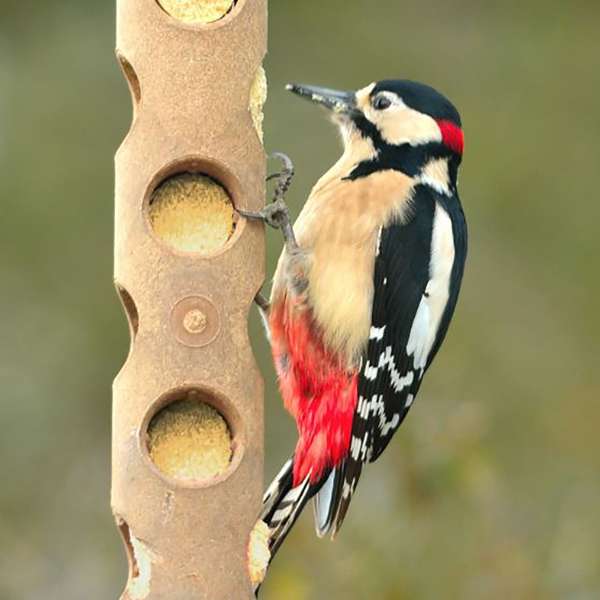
[112,0,267,598]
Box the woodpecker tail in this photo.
[261,460,352,556]
[312,465,346,538]
[260,459,317,560]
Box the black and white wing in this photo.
[330,185,467,535]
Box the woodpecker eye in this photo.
[373,95,392,111]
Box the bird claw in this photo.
[238,152,298,251]
[237,199,289,231]
[269,152,295,201]
[239,200,291,239]
[240,152,294,231]
[262,199,291,230]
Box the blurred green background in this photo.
[1,1,599,598]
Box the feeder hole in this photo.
[148,172,236,254]
[157,0,237,24]
[147,391,233,483]
[117,54,141,109]
[116,284,139,343]
[250,66,267,143]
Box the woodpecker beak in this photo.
[286,83,358,116]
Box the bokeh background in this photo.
[1,1,599,598]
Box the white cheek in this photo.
[379,109,442,146]
[363,101,443,147]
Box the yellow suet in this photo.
[149,173,235,254]
[158,0,235,24]
[248,520,271,589]
[148,396,232,481]
[250,66,268,142]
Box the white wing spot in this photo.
[360,432,370,460]
[370,325,386,341]
[380,413,401,437]
[351,436,362,460]
[364,361,378,381]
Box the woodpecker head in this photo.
[287,80,464,184]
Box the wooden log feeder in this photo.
[112,0,268,597]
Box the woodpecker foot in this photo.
[269,151,295,203]
[239,198,291,230]
[238,152,298,251]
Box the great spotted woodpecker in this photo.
[243,79,467,565]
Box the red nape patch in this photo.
[270,298,358,487]
[436,119,464,155]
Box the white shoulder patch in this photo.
[406,203,455,370]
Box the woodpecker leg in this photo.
[255,291,271,314]
[238,152,298,253]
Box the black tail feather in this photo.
[261,458,319,559]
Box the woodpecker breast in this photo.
[271,165,416,368]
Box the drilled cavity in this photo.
[149,172,236,254]
[147,390,233,483]
[157,0,237,24]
